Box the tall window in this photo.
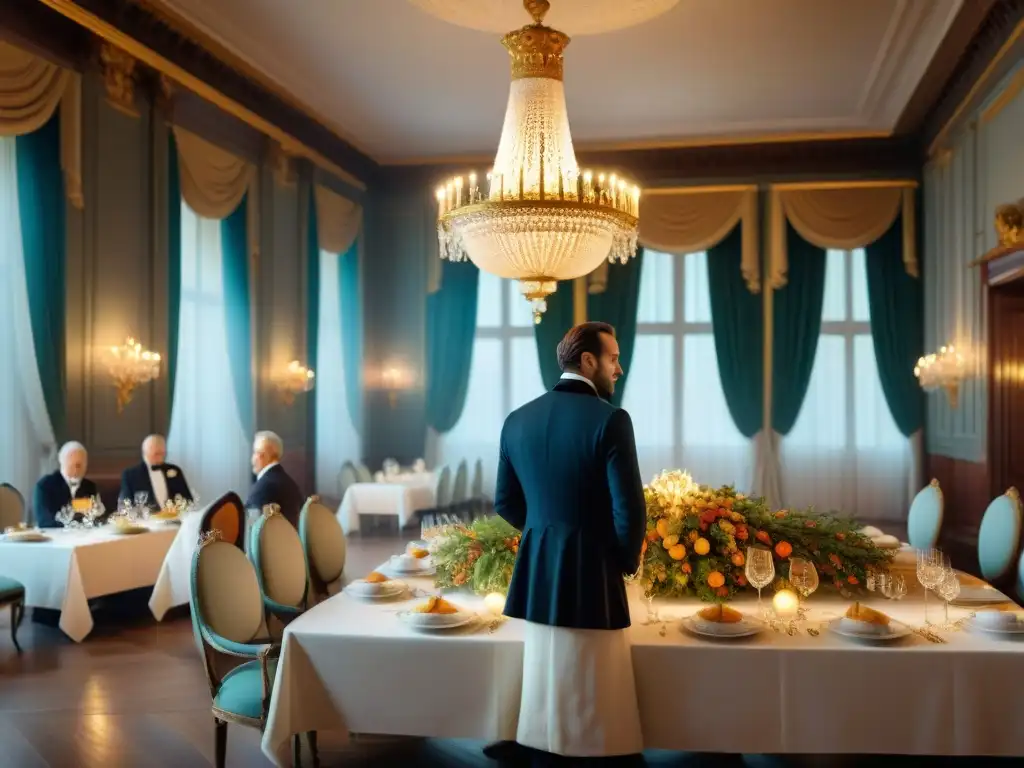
[167,202,251,504]
[780,248,911,519]
[0,136,55,500]
[315,247,359,499]
[622,250,752,489]
[433,271,544,492]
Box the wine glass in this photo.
[884,573,908,601]
[937,570,961,627]
[745,546,775,616]
[134,490,149,510]
[789,558,819,616]
[916,548,947,624]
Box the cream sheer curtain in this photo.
[0,41,82,207]
[315,184,362,254]
[166,201,251,504]
[0,136,58,501]
[779,249,913,520]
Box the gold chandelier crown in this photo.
[435,0,641,323]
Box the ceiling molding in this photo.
[924,0,1024,154]
[42,0,378,185]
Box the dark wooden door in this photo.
[989,284,1024,498]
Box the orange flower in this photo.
[774,510,788,519]
[731,551,745,567]
[723,498,734,509]
[682,563,693,574]
[774,541,793,559]
[735,526,749,541]
[707,571,725,589]
[755,530,772,546]
[735,573,747,586]
[716,586,730,598]
[829,553,842,567]
[804,520,817,528]
[847,575,859,585]
[835,532,845,541]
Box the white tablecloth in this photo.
[0,525,178,642]
[336,477,436,534]
[262,562,1024,764]
[148,513,205,620]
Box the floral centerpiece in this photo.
[429,470,893,601]
[641,470,893,601]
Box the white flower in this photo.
[167,469,178,478]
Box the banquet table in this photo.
[0,524,178,641]
[262,558,1024,765]
[336,472,436,534]
[148,511,205,621]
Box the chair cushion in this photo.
[213,659,276,720]
[978,493,1023,581]
[196,541,264,644]
[0,575,24,602]
[301,502,346,585]
[907,483,943,550]
[255,515,307,608]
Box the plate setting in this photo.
[681,605,763,640]
[397,609,476,631]
[828,617,913,643]
[344,579,407,600]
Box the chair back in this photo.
[199,492,246,550]
[250,507,308,610]
[299,497,347,598]
[977,488,1023,582]
[338,461,359,499]
[355,463,373,483]
[434,466,452,508]
[191,536,264,647]
[470,459,484,499]
[451,460,469,505]
[0,484,25,529]
[907,479,943,550]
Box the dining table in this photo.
[261,551,1024,766]
[336,471,437,534]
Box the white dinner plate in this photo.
[965,617,1024,635]
[952,585,1008,604]
[344,580,406,600]
[398,610,476,631]
[385,563,437,577]
[681,615,763,639]
[2,530,51,543]
[828,618,912,642]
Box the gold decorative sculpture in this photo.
[99,42,139,117]
[995,202,1024,248]
[105,337,161,413]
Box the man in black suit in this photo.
[118,434,193,509]
[493,322,646,763]
[246,430,303,527]
[33,441,99,529]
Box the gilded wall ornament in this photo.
[99,42,139,117]
[995,202,1024,248]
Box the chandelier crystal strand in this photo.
[435,0,640,323]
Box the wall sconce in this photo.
[381,366,402,408]
[273,360,315,405]
[105,337,161,413]
[915,345,968,408]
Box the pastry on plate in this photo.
[414,596,459,615]
[844,602,890,626]
[697,604,743,624]
[365,571,389,584]
[409,546,430,559]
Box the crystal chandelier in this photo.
[105,337,161,413]
[436,0,640,323]
[914,345,967,408]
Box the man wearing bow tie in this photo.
[32,441,99,528]
[118,434,193,509]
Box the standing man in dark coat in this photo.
[33,441,99,529]
[118,434,193,509]
[246,431,303,527]
[493,321,647,761]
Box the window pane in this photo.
[636,250,674,324]
[821,249,846,322]
[621,334,675,456]
[440,338,504,449]
[510,337,545,408]
[683,251,711,323]
[476,270,502,328]
[850,247,870,323]
[853,334,904,449]
[786,334,846,449]
[507,279,535,328]
[681,334,747,447]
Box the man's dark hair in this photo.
[556,322,616,372]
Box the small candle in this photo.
[436,187,445,218]
[773,589,799,618]
[484,592,506,616]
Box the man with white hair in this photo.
[32,441,99,528]
[118,434,193,509]
[246,430,303,527]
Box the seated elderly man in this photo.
[246,430,303,527]
[119,434,193,509]
[33,441,99,528]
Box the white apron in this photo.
[516,620,644,757]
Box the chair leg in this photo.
[307,731,319,768]
[10,600,23,654]
[214,718,227,768]
[292,733,301,766]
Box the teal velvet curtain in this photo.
[587,251,644,407]
[221,196,253,435]
[338,240,362,431]
[306,190,320,372]
[425,259,480,432]
[16,114,66,440]
[167,131,182,406]
[865,215,924,436]
[772,223,827,434]
[707,225,763,437]
[533,279,575,389]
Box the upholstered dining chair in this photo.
[0,483,25,529]
[189,531,317,767]
[977,487,1023,586]
[450,460,469,519]
[249,505,309,634]
[0,576,25,653]
[338,461,359,501]
[354,462,372,483]
[434,466,452,511]
[470,459,485,518]
[199,492,247,551]
[298,497,347,604]
[907,479,944,550]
